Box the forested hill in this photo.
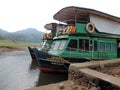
[0,28,44,43]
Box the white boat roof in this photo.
[54,6,120,23]
[53,6,120,34]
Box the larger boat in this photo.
[36,6,120,73]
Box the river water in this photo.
[0,50,67,90]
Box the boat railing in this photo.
[67,47,90,52]
[65,47,93,59]
[66,47,112,59]
[98,51,108,59]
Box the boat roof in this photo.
[44,23,66,31]
[44,23,57,31]
[53,6,120,23]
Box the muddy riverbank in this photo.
[0,46,26,52]
[27,80,84,90]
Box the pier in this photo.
[28,58,120,90]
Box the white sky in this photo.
[0,0,119,32]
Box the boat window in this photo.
[90,40,92,51]
[106,43,111,51]
[41,41,51,50]
[51,41,55,49]
[79,39,89,51]
[52,41,61,50]
[59,40,67,50]
[56,25,66,36]
[67,39,77,51]
[51,40,67,50]
[41,41,45,49]
[98,42,105,51]
[94,41,97,51]
[111,43,117,51]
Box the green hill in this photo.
[0,40,38,47]
[0,28,44,43]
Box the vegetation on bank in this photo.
[0,40,39,47]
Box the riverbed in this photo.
[0,50,67,90]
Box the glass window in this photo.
[94,41,97,51]
[79,39,89,51]
[51,41,56,49]
[90,40,92,51]
[119,43,120,47]
[111,43,117,51]
[53,41,61,50]
[59,40,67,50]
[106,43,111,51]
[85,40,89,51]
[67,39,77,51]
[79,39,84,51]
[99,42,105,51]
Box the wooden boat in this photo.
[28,46,37,62]
[36,6,120,73]
[28,23,57,62]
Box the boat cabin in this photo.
[40,23,66,51]
[48,6,120,60]
[40,23,57,50]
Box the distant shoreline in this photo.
[0,46,26,52]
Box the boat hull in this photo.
[38,58,69,73]
[28,47,37,62]
[33,50,88,73]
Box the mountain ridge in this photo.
[0,28,44,43]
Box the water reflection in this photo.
[36,72,68,86]
[0,50,68,90]
[29,60,38,70]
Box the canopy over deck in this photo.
[44,23,57,31]
[54,6,120,23]
[53,6,120,34]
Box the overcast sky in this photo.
[0,0,119,32]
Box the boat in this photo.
[28,46,37,62]
[28,23,57,62]
[36,6,120,73]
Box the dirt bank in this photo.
[27,80,86,90]
[0,46,26,52]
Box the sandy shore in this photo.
[0,46,26,52]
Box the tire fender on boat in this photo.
[68,26,75,34]
[63,26,69,34]
[43,33,47,39]
[66,26,75,34]
[47,33,52,39]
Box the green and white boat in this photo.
[36,6,120,73]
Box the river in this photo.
[0,50,67,90]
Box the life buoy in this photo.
[63,26,69,34]
[86,23,95,34]
[47,33,52,39]
[66,26,75,34]
[43,33,47,39]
